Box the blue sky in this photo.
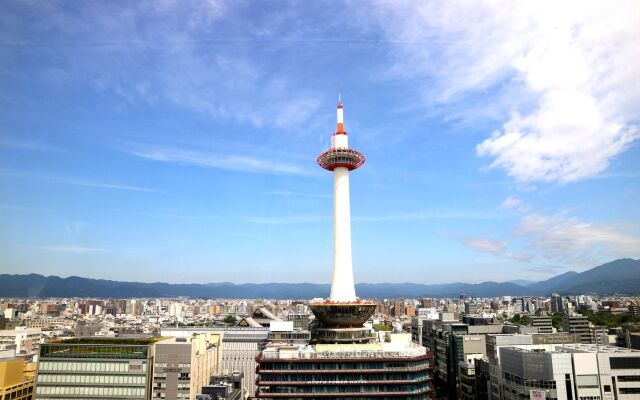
[1,1,639,284]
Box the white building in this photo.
[496,344,640,400]
[0,327,42,356]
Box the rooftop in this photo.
[54,337,168,345]
[261,342,427,360]
[557,343,640,354]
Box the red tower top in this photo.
[317,99,365,171]
[336,96,346,135]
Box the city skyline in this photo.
[1,1,639,284]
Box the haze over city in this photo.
[1,1,639,284]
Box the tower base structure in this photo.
[309,301,377,344]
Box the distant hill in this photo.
[552,259,640,294]
[0,259,638,298]
[525,271,579,294]
[508,279,536,287]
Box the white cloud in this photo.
[0,136,63,152]
[0,169,162,193]
[124,144,307,175]
[243,215,329,224]
[515,213,640,263]
[461,236,533,262]
[353,210,496,222]
[463,237,506,253]
[359,1,640,183]
[32,245,110,254]
[501,196,521,209]
[263,191,330,199]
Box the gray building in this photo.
[499,347,575,400]
[563,314,591,344]
[552,294,565,314]
[486,334,534,400]
[162,326,269,397]
[464,302,477,315]
[152,333,222,400]
[529,315,553,334]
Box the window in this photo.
[617,375,640,382]
[610,357,640,369]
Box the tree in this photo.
[373,323,390,331]
[551,313,564,329]
[509,314,526,325]
[223,315,237,325]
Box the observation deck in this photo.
[317,148,365,171]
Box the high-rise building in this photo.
[152,333,222,400]
[0,356,34,400]
[551,294,565,314]
[35,337,164,399]
[255,99,433,399]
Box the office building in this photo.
[563,314,591,343]
[1,356,34,400]
[152,333,222,400]
[498,344,640,400]
[464,302,477,315]
[486,334,534,400]
[35,337,164,399]
[499,347,575,400]
[552,294,565,314]
[459,358,491,400]
[162,327,269,397]
[558,344,640,399]
[394,300,406,317]
[0,329,42,357]
[528,315,553,334]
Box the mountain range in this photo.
[0,259,638,299]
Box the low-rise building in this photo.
[563,314,591,344]
[528,316,553,334]
[0,356,34,400]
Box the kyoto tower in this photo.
[311,96,376,344]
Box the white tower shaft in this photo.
[330,165,356,302]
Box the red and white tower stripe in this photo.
[317,97,365,302]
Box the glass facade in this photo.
[39,344,149,359]
[35,343,152,400]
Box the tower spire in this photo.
[336,95,345,134]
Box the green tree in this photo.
[552,313,564,329]
[223,315,237,325]
[373,323,391,331]
[509,314,526,325]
